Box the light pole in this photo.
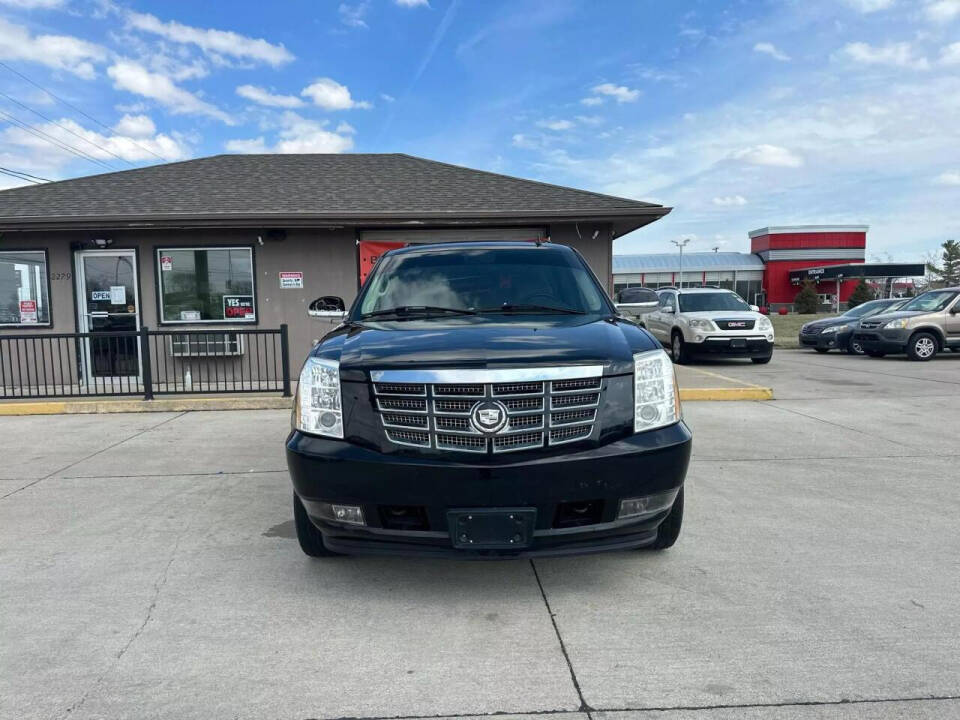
[671,238,690,288]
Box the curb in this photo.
[0,396,292,416]
[679,387,774,401]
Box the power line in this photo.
[0,168,44,184]
[0,89,137,168]
[0,107,116,172]
[0,60,169,163]
[0,165,51,182]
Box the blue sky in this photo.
[0,0,958,260]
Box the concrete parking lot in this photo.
[1,349,958,720]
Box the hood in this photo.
[683,311,761,321]
[313,315,657,380]
[861,310,927,324]
[801,315,851,330]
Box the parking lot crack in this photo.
[530,559,594,717]
[1,411,188,502]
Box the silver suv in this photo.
[644,287,775,364]
[854,287,960,361]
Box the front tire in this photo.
[907,332,939,361]
[670,331,690,364]
[649,487,683,550]
[847,336,865,355]
[293,494,341,557]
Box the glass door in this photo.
[75,250,141,382]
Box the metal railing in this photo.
[0,325,291,400]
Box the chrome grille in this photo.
[372,367,603,454]
[859,320,883,330]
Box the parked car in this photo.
[286,242,691,558]
[798,298,909,355]
[643,287,774,364]
[854,287,960,361]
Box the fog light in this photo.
[767,334,774,341]
[617,489,679,520]
[311,501,366,525]
[694,334,703,342]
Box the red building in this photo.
[749,225,868,307]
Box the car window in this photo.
[899,290,959,313]
[844,300,884,319]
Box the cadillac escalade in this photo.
[286,242,692,558]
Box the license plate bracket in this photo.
[448,508,536,549]
[730,338,747,348]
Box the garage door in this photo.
[358,228,546,284]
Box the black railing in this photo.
[0,325,291,400]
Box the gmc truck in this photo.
[286,242,692,558]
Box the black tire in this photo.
[751,355,772,364]
[866,350,886,358]
[906,332,939,362]
[649,487,683,550]
[814,347,830,354]
[293,494,341,557]
[847,336,865,355]
[670,331,690,364]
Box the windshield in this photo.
[899,290,958,313]
[355,247,610,317]
[843,300,892,318]
[677,292,751,313]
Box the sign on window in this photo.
[223,295,255,320]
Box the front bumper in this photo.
[854,329,909,354]
[799,329,850,350]
[286,421,692,558]
[689,337,773,357]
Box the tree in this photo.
[847,279,874,308]
[794,281,819,314]
[927,239,960,288]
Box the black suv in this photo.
[799,298,908,355]
[286,242,691,558]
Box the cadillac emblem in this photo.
[470,400,509,434]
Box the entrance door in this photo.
[75,250,141,382]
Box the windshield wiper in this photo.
[359,305,478,319]
[476,303,585,315]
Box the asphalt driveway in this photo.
[1,350,958,719]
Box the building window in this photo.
[157,247,255,323]
[0,250,51,327]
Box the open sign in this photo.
[223,295,255,320]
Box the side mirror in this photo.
[616,287,660,315]
[750,304,760,312]
[308,296,346,319]
[661,305,675,314]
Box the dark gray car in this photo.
[799,298,909,355]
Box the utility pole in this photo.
[672,238,690,288]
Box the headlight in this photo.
[295,357,344,438]
[757,316,773,331]
[633,349,681,434]
[688,318,714,331]
[821,324,842,334]
[884,318,908,329]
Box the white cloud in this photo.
[580,96,604,106]
[339,2,369,29]
[712,195,748,206]
[590,82,640,103]
[753,42,790,62]
[842,0,895,12]
[108,61,234,124]
[112,113,156,138]
[841,41,930,70]
[924,0,960,23]
[0,0,64,7]
[301,78,371,110]
[940,42,960,65]
[380,93,396,103]
[395,0,429,6]
[536,119,574,131]
[575,115,603,126]
[0,17,106,79]
[934,170,960,185]
[225,111,353,154]
[236,84,304,108]
[731,144,804,167]
[335,121,356,134]
[1,115,188,163]
[511,133,538,149]
[123,9,293,67]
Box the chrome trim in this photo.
[549,393,601,410]
[433,416,482,435]
[373,383,426,396]
[492,432,544,454]
[376,398,428,414]
[371,365,604,384]
[549,409,597,428]
[548,425,594,446]
[384,429,432,448]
